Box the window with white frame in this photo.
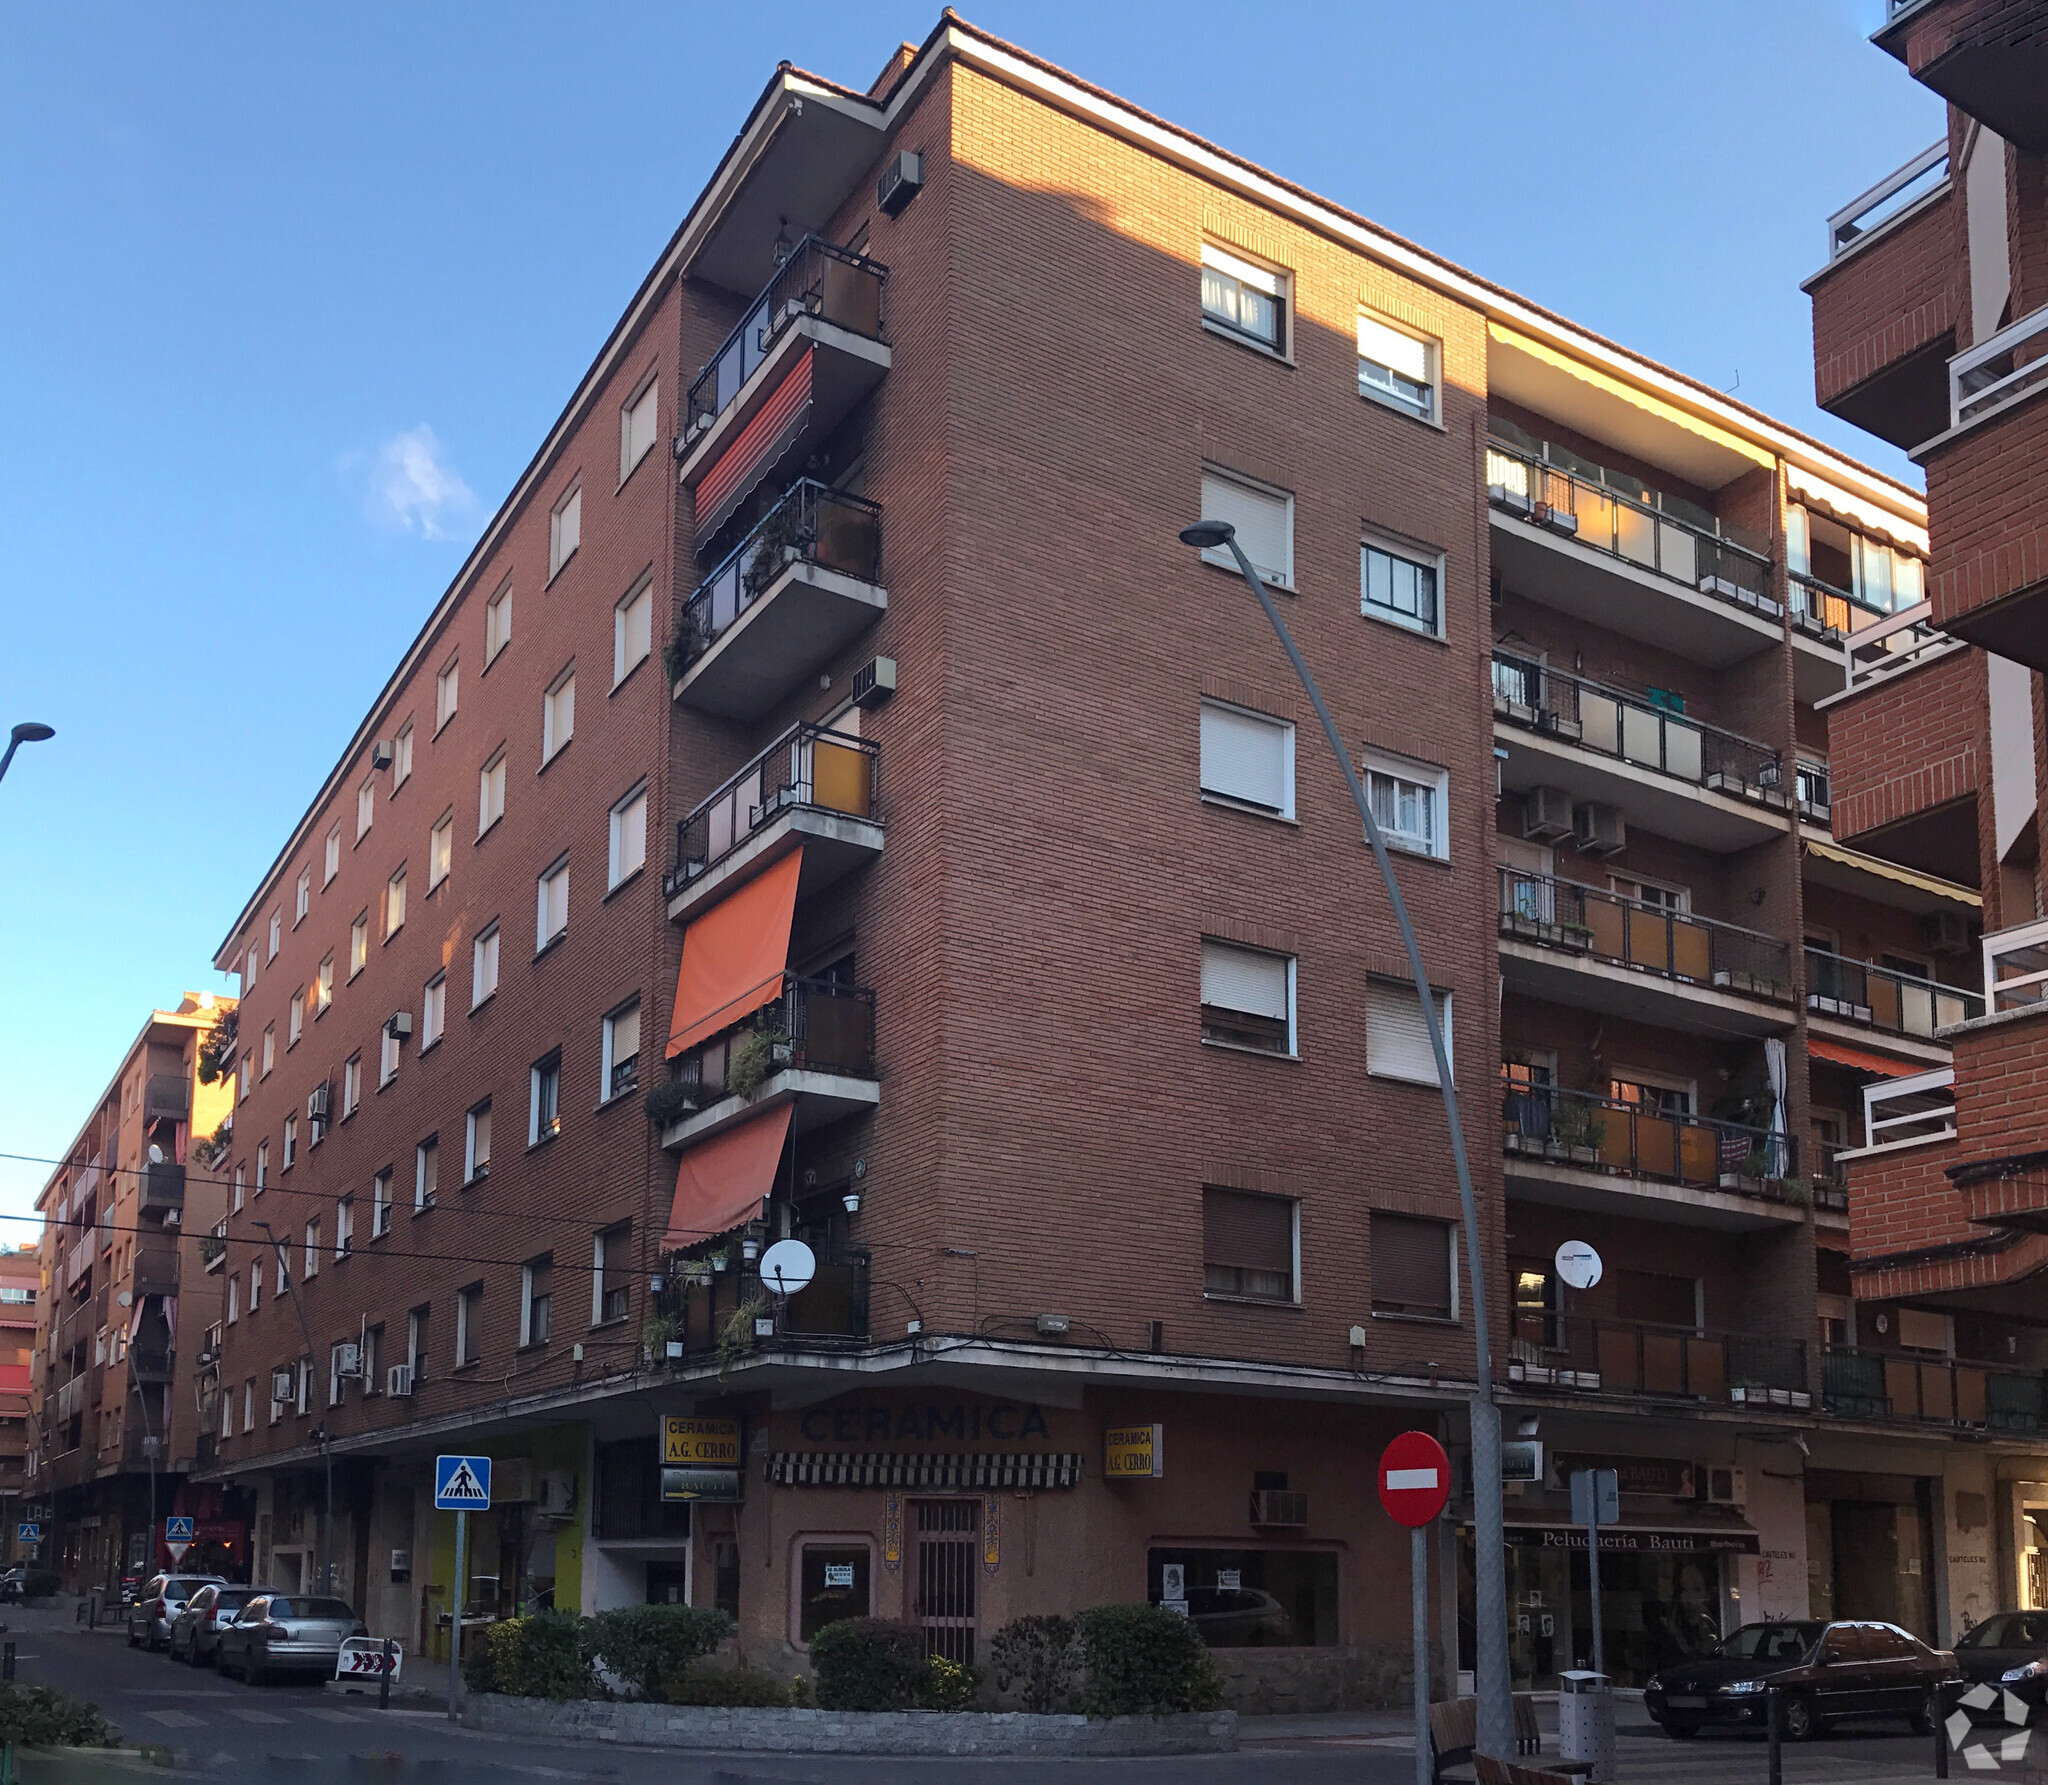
[1199,242,1287,353]
[1202,1187,1296,1300]
[1199,701,1293,817]
[408,1305,429,1382]
[465,1099,491,1183]
[393,722,414,788]
[316,952,334,1013]
[357,776,375,840]
[282,1112,298,1169]
[472,922,500,1006]
[485,579,512,664]
[1364,752,1447,858]
[342,1053,362,1116]
[288,989,304,1047]
[542,669,575,762]
[1370,1212,1455,1318]
[329,1342,349,1407]
[242,1380,254,1433]
[620,377,658,483]
[261,1024,275,1077]
[593,1222,630,1324]
[602,999,641,1101]
[422,973,446,1049]
[295,867,310,924]
[295,1354,310,1415]
[435,657,459,732]
[233,1163,246,1212]
[548,485,581,579]
[530,1051,562,1144]
[373,1169,392,1238]
[478,748,506,836]
[239,1054,252,1102]
[267,911,281,960]
[336,1194,354,1258]
[324,823,342,885]
[386,865,407,936]
[457,1283,483,1366]
[245,945,258,991]
[1200,939,1295,1055]
[380,1025,400,1087]
[249,1259,261,1311]
[415,1136,438,1211]
[429,812,453,889]
[1198,468,1293,588]
[361,1323,379,1394]
[521,1255,553,1347]
[537,857,569,951]
[1366,979,1453,1085]
[1361,534,1442,637]
[1357,312,1438,423]
[614,577,653,686]
[276,1249,289,1296]
[609,783,647,888]
[350,911,369,977]
[256,1140,269,1190]
[303,1220,319,1280]
[228,1274,240,1324]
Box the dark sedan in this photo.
[1955,1611,2048,1715]
[1646,1619,1954,1740]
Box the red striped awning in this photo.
[1809,1037,1919,1078]
[692,347,814,541]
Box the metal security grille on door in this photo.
[916,1501,978,1665]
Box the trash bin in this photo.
[1558,1670,1616,1783]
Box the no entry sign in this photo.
[1378,1431,1451,1528]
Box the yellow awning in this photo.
[1803,838,1981,908]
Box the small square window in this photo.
[478,748,507,836]
[1202,1187,1296,1300]
[485,579,512,664]
[1370,1212,1454,1318]
[1198,467,1293,589]
[1199,701,1293,818]
[543,669,575,762]
[1360,534,1443,638]
[620,378,658,484]
[1200,242,1287,353]
[422,973,447,1050]
[1363,751,1448,859]
[537,857,569,951]
[435,657,459,732]
[614,578,653,686]
[609,784,647,889]
[1199,940,1295,1055]
[429,812,454,890]
[393,723,414,789]
[530,1051,562,1145]
[602,999,641,1102]
[1365,979,1453,1085]
[472,922,501,1007]
[1357,312,1438,423]
[549,486,582,580]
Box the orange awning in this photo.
[664,1104,793,1251]
[1809,1037,1918,1078]
[666,848,803,1057]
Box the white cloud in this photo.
[358,424,478,541]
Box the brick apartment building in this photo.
[0,1246,40,1562]
[30,995,244,1592]
[187,13,2040,1705]
[1802,0,2048,1628]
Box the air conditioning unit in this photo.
[333,1343,361,1378]
[537,1471,578,1519]
[307,1083,331,1123]
[1696,1465,1748,1508]
[1522,787,1576,841]
[1249,1489,1309,1528]
[1922,910,1974,957]
[270,1367,298,1404]
[495,1459,537,1504]
[1574,802,1627,857]
[386,1011,413,1040]
[386,1364,414,1398]
[851,655,897,708]
[876,149,924,217]
[371,741,394,770]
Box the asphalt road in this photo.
[0,1603,1971,1782]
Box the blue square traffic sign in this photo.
[165,1516,195,1542]
[15,1523,38,1544]
[435,1454,491,1511]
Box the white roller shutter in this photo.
[1200,470,1293,586]
[1200,703,1291,813]
[1367,980,1452,1084]
[1201,941,1289,1018]
[1357,314,1431,383]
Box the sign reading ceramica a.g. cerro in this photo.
[1103,1424,1164,1479]
[664,1417,741,1467]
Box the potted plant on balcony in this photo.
[1549,1099,1605,1166]
[740,500,816,601]
[644,1076,702,1129]
[642,1307,688,1365]
[665,610,712,685]
[727,1026,788,1100]
[1557,921,1595,953]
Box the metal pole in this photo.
[1934,1679,1951,1778]
[1411,1524,1431,1785]
[1193,526,1513,1757]
[1767,1685,1783,1785]
[448,1510,467,1722]
[379,1637,393,1711]
[256,1223,332,1596]
[1586,1512,1604,1681]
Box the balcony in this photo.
[660,974,879,1149]
[1493,654,1791,851]
[1805,947,1982,1061]
[138,1159,185,1214]
[677,237,890,544]
[142,1074,190,1123]
[1986,918,2048,1012]
[671,480,885,720]
[131,1238,180,1298]
[1503,1083,1804,1230]
[652,1248,870,1361]
[1874,0,2048,153]
[1507,1315,1809,1410]
[202,1220,226,1274]
[1789,573,1902,704]
[1485,443,1780,664]
[1860,1067,1958,1151]
[129,1348,174,1385]
[1499,870,1793,1033]
[1822,1347,2047,1430]
[664,724,882,922]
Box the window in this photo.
[329,1342,349,1407]
[593,1223,631,1325]
[542,669,575,762]
[232,1163,246,1212]
[373,1170,392,1238]
[1357,312,1437,422]
[530,1052,562,1144]
[549,486,581,579]
[242,1381,254,1434]
[342,1054,361,1117]
[609,784,647,889]
[429,813,453,890]
[249,1260,261,1312]
[521,1256,553,1347]
[267,911,281,960]
[336,1195,354,1258]
[408,1306,429,1383]
[537,857,569,951]
[1366,979,1453,1085]
[385,866,407,937]
[361,1324,379,1394]
[261,1024,275,1077]
[244,945,258,992]
[478,749,506,836]
[294,868,310,925]
[485,579,512,664]
[303,1221,320,1281]
[797,1544,872,1644]
[295,1355,310,1415]
[435,657,459,732]
[255,1140,269,1191]
[1200,940,1295,1054]
[239,1055,252,1101]
[350,912,369,977]
[393,723,414,789]
[1199,701,1293,817]
[1202,1188,1295,1300]
[620,377,658,483]
[1199,242,1287,353]
[288,990,304,1047]
[1198,468,1293,588]
[414,1137,438,1213]
[472,923,500,1006]
[422,973,446,1049]
[1615,1267,1701,1331]
[457,1284,482,1366]
[282,1113,297,1170]
[227,1275,240,1324]
[380,1025,400,1087]
[315,953,334,1013]
[614,577,653,686]
[602,1000,641,1101]
[324,823,342,885]
[1364,753,1446,858]
[1361,536,1442,636]
[1371,1213,1454,1318]
[464,1100,491,1183]
[276,1249,289,1296]
[357,777,375,840]
[1148,1549,1338,1646]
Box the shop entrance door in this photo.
[913,1501,978,1665]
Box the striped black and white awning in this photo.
[763,1451,1082,1490]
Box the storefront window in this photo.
[798,1544,871,1643]
[1146,1548,1339,1647]
[1486,1540,1726,1688]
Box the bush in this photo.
[500,1608,594,1700]
[809,1618,929,1711]
[659,1663,809,1707]
[1068,1604,1222,1716]
[921,1653,977,1710]
[586,1604,733,1701]
[0,1683,116,1748]
[461,1619,509,1694]
[988,1614,1076,1713]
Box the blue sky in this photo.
[0,2,1942,1223]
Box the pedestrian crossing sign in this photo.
[165,1516,195,1541]
[434,1454,492,1510]
[15,1523,38,1544]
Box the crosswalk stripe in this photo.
[302,1707,363,1723]
[224,1708,289,1725]
[143,1709,204,1728]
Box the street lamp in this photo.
[253,1220,333,1596]
[1178,518,1515,1759]
[0,722,54,785]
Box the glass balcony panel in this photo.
[1619,704,1663,770]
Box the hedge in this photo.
[1068,1604,1223,1715]
[0,1683,117,1747]
[586,1604,734,1700]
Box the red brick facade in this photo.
[1825,646,1983,844]
[1808,189,1959,410]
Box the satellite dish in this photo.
[758,1239,816,1296]
[148,1144,165,1165]
[1555,1241,1603,1291]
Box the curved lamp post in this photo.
[0,722,54,785]
[1178,519,1514,1759]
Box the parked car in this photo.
[217,1595,366,1684]
[168,1584,261,1667]
[126,1573,227,1652]
[1954,1611,2048,1716]
[0,1568,61,1605]
[1645,1619,1956,1740]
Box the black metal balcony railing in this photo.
[138,1159,185,1213]
[1484,443,1774,611]
[1822,1348,2047,1431]
[129,1348,173,1383]
[1805,947,1983,1036]
[653,1250,871,1355]
[673,974,877,1104]
[675,480,881,672]
[666,723,879,895]
[1499,870,1794,999]
[1508,1314,1809,1407]
[1501,1081,1797,1193]
[1493,654,1787,804]
[1789,572,1890,641]
[685,236,887,437]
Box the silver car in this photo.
[218,1594,366,1684]
[169,1583,261,1666]
[127,1573,227,1651]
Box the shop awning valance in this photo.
[667,849,803,1057]
[1810,1037,1920,1078]
[764,1451,1083,1490]
[664,1103,793,1251]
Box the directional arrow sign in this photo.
[434,1454,491,1511]
[1378,1430,1452,1529]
